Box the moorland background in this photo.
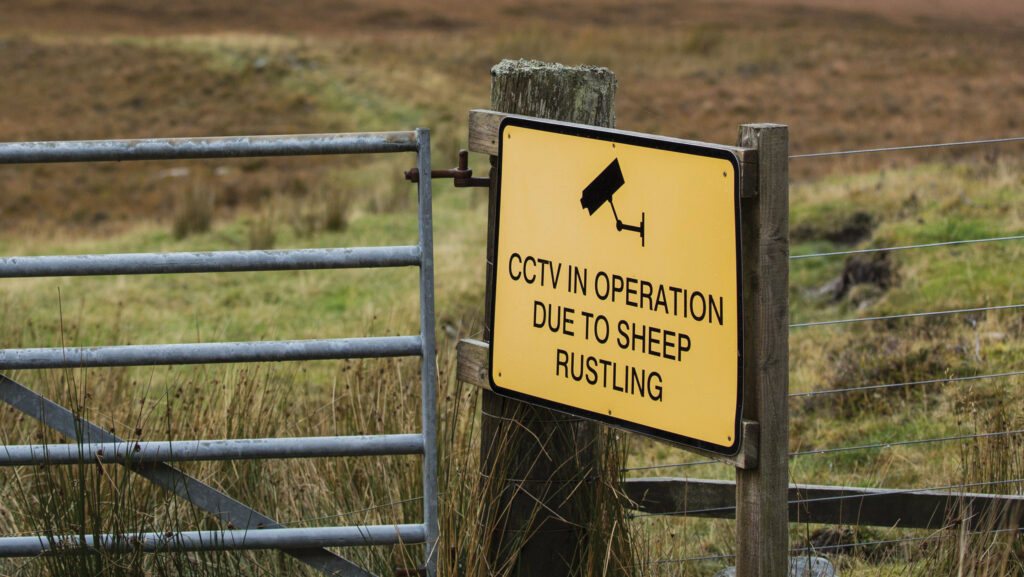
[0,1,1022,575]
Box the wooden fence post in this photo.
[735,124,790,577]
[480,59,616,577]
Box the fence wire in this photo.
[790,234,1024,260]
[642,526,1023,567]
[638,134,1024,569]
[630,478,1024,519]
[791,303,1024,328]
[789,527,1020,555]
[789,136,1024,159]
[623,458,720,473]
[792,429,1024,458]
[790,369,1024,399]
[623,429,1024,473]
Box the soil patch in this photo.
[792,211,875,246]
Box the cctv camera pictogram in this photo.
[580,159,645,247]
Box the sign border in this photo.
[487,115,745,456]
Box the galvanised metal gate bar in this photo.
[0,336,422,369]
[0,130,439,577]
[0,132,419,163]
[0,434,427,465]
[0,246,423,276]
[0,525,428,556]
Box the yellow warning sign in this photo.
[489,117,743,454]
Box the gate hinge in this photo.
[404,149,490,188]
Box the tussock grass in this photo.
[173,182,215,240]
[0,170,482,575]
[1,4,1023,573]
[0,146,1020,577]
[247,206,277,250]
[619,155,1023,576]
[1,178,1021,575]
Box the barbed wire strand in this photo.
[630,477,1024,519]
[789,136,1024,159]
[791,303,1024,328]
[791,235,1024,260]
[624,429,1024,473]
[790,370,1024,399]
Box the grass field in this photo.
[0,1,1022,575]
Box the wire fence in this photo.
[790,234,1024,260]
[791,429,1024,459]
[789,370,1024,399]
[630,477,1024,520]
[638,526,1024,569]
[624,429,1024,474]
[790,303,1024,328]
[788,136,1024,159]
[632,135,1024,568]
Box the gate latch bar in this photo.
[405,149,489,188]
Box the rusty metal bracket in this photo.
[405,149,489,188]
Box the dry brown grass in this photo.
[1,0,1022,234]
[0,2,1022,575]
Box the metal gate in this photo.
[0,130,439,577]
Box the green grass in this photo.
[0,143,1020,577]
[5,154,1021,577]
[621,155,1024,576]
[1,20,1023,575]
[0,161,491,575]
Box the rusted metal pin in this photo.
[405,149,489,187]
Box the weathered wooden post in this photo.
[479,59,617,577]
[735,124,790,577]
